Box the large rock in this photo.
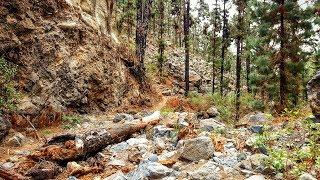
[307,71,320,122]
[128,162,173,179]
[0,116,11,142]
[178,136,215,161]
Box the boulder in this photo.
[153,125,175,139]
[200,118,225,132]
[206,106,220,118]
[178,136,215,161]
[0,117,11,142]
[307,71,320,122]
[250,125,264,134]
[128,162,173,179]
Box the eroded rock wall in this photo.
[0,0,150,113]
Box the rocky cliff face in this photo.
[0,0,152,113]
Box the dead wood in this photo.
[28,119,160,163]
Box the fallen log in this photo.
[28,117,160,163]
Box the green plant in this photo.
[62,114,83,129]
[160,106,174,117]
[265,148,289,172]
[0,57,19,113]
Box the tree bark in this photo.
[158,0,165,76]
[28,119,159,163]
[184,0,190,96]
[220,0,227,96]
[279,0,287,111]
[136,0,154,88]
[211,0,218,94]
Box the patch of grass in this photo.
[62,114,83,129]
[265,148,289,172]
[41,129,53,136]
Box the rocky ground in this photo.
[1,101,318,180]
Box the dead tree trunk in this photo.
[28,120,159,163]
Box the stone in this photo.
[250,125,264,133]
[200,118,225,132]
[307,71,320,122]
[206,106,220,118]
[0,116,11,141]
[67,162,82,173]
[213,156,238,168]
[275,173,284,180]
[146,153,159,162]
[127,137,149,146]
[109,141,129,152]
[113,113,134,123]
[224,142,235,149]
[1,162,14,170]
[299,173,317,180]
[178,136,215,161]
[187,160,221,180]
[153,125,175,139]
[67,176,79,180]
[108,159,126,166]
[178,118,189,128]
[249,154,268,169]
[103,171,126,180]
[249,113,267,122]
[5,132,26,147]
[129,162,173,179]
[245,175,265,180]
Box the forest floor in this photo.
[0,80,319,180]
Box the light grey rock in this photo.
[275,173,284,180]
[129,162,173,179]
[299,173,317,180]
[103,171,127,180]
[108,159,126,166]
[200,118,225,132]
[245,175,265,180]
[249,113,267,122]
[178,136,214,161]
[178,118,189,128]
[213,156,238,168]
[147,154,159,162]
[153,125,175,139]
[206,106,220,117]
[187,160,221,180]
[127,137,149,146]
[250,125,264,133]
[249,154,268,169]
[113,113,134,123]
[1,162,14,170]
[67,176,79,180]
[224,142,235,149]
[109,141,129,152]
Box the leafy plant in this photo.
[0,57,19,113]
[62,114,83,129]
[265,148,289,172]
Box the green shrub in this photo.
[0,57,19,113]
[160,106,174,117]
[62,114,83,129]
[265,148,289,172]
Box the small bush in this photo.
[62,114,83,129]
[0,57,19,113]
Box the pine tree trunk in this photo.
[158,0,165,76]
[220,0,227,96]
[184,0,190,96]
[235,0,243,121]
[279,0,287,111]
[135,0,154,88]
[211,0,218,94]
[246,21,251,93]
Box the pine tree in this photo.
[158,0,165,76]
[220,0,229,96]
[136,0,154,87]
[183,0,190,96]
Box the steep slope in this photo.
[0,0,155,114]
